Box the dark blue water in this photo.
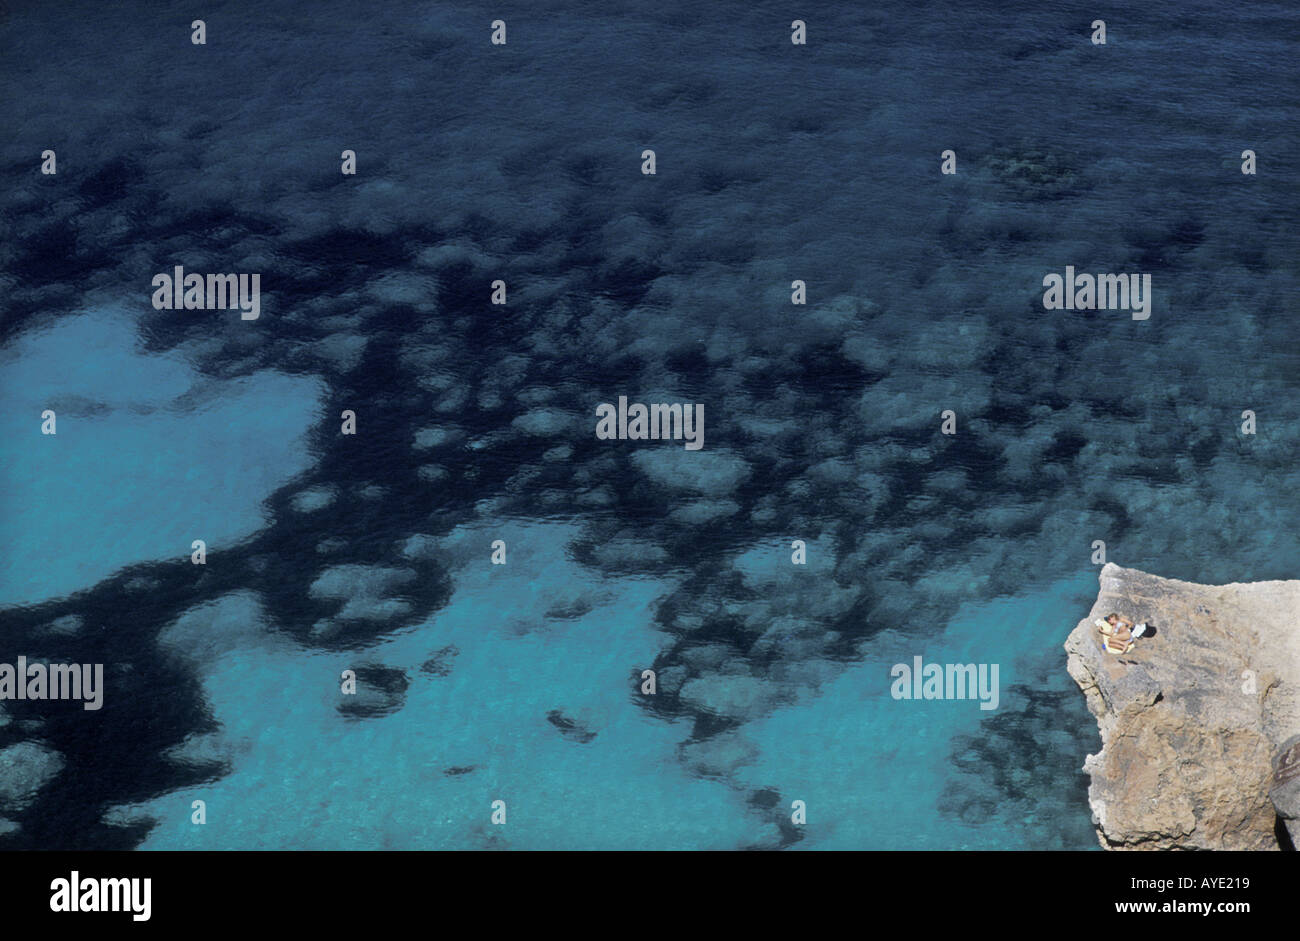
[1,0,1297,849]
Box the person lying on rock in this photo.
[1095,613,1146,655]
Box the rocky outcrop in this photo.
[1065,563,1300,850]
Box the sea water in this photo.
[0,0,1296,849]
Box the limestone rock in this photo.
[1065,563,1300,849]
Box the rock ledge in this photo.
[1065,563,1300,850]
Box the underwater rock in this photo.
[678,673,782,721]
[0,741,65,813]
[308,565,417,639]
[544,597,595,621]
[546,710,597,744]
[289,485,338,514]
[679,730,760,778]
[40,614,84,637]
[420,645,459,677]
[982,147,1084,199]
[337,665,410,720]
[1065,563,1300,849]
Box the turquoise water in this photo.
[102,528,1096,850]
[0,309,324,607]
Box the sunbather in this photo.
[1096,613,1139,655]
